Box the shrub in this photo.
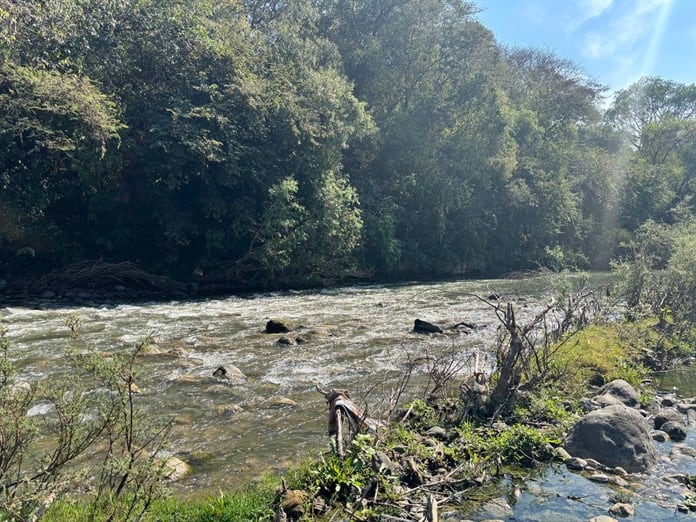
[0,317,172,521]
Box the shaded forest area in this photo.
[1,0,695,293]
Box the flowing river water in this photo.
[3,272,696,519]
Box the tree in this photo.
[606,77,696,154]
[317,0,520,276]
[607,78,696,232]
[0,59,122,275]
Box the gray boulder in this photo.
[661,420,687,441]
[564,404,656,473]
[593,379,640,409]
[653,409,684,430]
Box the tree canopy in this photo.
[1,0,693,290]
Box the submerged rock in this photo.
[564,404,657,473]
[262,396,297,408]
[215,403,244,416]
[481,497,513,519]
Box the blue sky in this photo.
[475,0,696,98]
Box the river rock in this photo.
[215,403,244,416]
[566,457,588,470]
[609,503,635,517]
[653,409,684,430]
[277,336,296,346]
[584,458,605,470]
[372,451,395,475]
[589,473,610,483]
[413,319,443,334]
[652,430,669,442]
[262,396,297,408]
[211,365,247,384]
[580,397,602,411]
[564,404,657,473]
[554,447,571,461]
[687,409,696,426]
[426,426,448,440]
[175,365,247,386]
[265,319,293,333]
[609,475,629,487]
[481,497,513,518]
[162,456,190,481]
[661,396,676,407]
[660,420,687,441]
[593,379,640,409]
[589,517,617,522]
[279,488,306,519]
[676,402,696,413]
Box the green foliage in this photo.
[401,399,442,432]
[146,485,276,522]
[0,317,171,521]
[454,421,558,469]
[512,389,574,426]
[291,434,376,504]
[0,0,693,287]
[488,424,558,467]
[549,323,650,388]
[614,219,696,325]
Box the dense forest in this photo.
[1,0,695,291]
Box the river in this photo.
[8,271,695,521]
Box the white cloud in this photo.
[581,0,673,59]
[565,0,613,34]
[583,0,614,18]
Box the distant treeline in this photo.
[1,0,695,289]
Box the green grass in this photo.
[44,480,278,522]
[551,321,654,389]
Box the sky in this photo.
[475,0,696,99]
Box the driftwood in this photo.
[23,260,186,293]
[316,384,380,459]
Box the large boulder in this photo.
[592,379,640,409]
[564,404,657,473]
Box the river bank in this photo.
[0,259,546,307]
